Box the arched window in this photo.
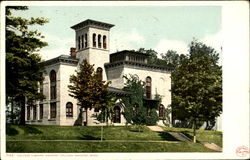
[50,70,57,100]
[159,104,165,118]
[81,35,84,49]
[84,34,88,47]
[103,35,107,49]
[93,33,96,47]
[146,76,152,99]
[96,67,103,81]
[98,34,101,48]
[113,106,121,123]
[78,36,81,50]
[66,102,73,117]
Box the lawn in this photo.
[6,125,222,153]
[162,127,223,147]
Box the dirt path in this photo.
[147,126,222,152]
[168,132,192,142]
[147,126,164,132]
[201,142,222,152]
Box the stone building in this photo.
[25,19,172,126]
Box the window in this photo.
[81,35,84,48]
[50,70,57,100]
[27,106,30,120]
[159,105,165,118]
[98,34,101,48]
[66,102,73,117]
[78,36,81,50]
[103,35,107,49]
[39,81,43,100]
[39,81,43,94]
[84,34,88,47]
[40,104,43,120]
[93,33,96,47]
[50,102,56,118]
[96,67,103,81]
[146,76,152,99]
[33,106,37,120]
[113,106,121,123]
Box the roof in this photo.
[108,86,131,96]
[110,50,150,57]
[41,55,79,66]
[71,19,115,30]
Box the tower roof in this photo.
[71,19,114,30]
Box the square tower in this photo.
[71,19,114,80]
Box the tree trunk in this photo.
[205,120,209,130]
[193,119,197,143]
[19,96,26,125]
[85,107,88,126]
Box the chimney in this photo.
[70,47,76,57]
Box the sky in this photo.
[12,5,222,61]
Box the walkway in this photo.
[147,126,222,152]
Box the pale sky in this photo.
[13,5,222,60]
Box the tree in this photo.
[172,40,222,142]
[68,60,110,126]
[161,50,187,70]
[95,93,117,125]
[6,6,48,125]
[122,74,159,128]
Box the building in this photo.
[25,19,172,126]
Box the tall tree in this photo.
[68,60,110,126]
[172,40,222,142]
[6,6,48,125]
[161,50,187,70]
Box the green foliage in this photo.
[137,48,186,69]
[95,94,117,125]
[122,74,146,125]
[6,6,48,124]
[122,74,158,126]
[68,60,110,125]
[171,39,222,141]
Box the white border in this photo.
[1,1,249,160]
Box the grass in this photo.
[7,141,213,153]
[162,127,223,147]
[6,124,222,153]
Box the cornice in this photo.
[104,61,172,73]
[41,55,79,67]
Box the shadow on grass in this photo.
[181,131,198,143]
[6,125,19,136]
[19,125,43,134]
[157,132,180,141]
[77,134,105,140]
[129,129,144,133]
